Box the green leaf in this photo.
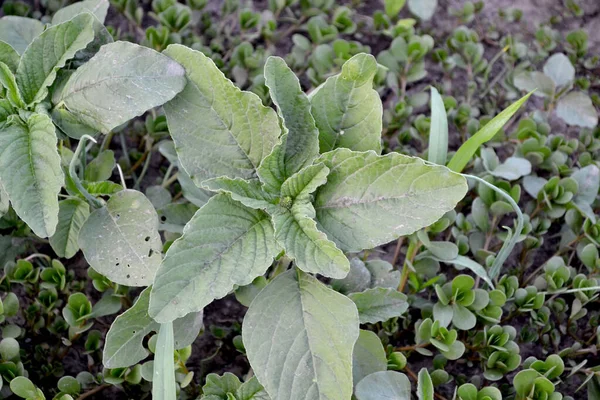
[59,41,186,133]
[10,377,38,399]
[103,287,202,368]
[421,253,494,289]
[51,108,100,139]
[49,198,90,259]
[258,56,319,193]
[0,61,24,108]
[202,177,276,210]
[52,0,110,25]
[0,181,9,218]
[272,165,350,278]
[353,330,387,388]
[149,193,280,323]
[0,114,63,238]
[556,91,598,128]
[16,13,95,106]
[78,189,163,286]
[84,150,115,182]
[310,53,382,154]
[314,149,468,252]
[355,371,411,400]
[0,16,44,54]
[513,71,555,98]
[385,0,407,17]
[0,41,19,73]
[407,0,437,20]
[162,44,279,185]
[447,92,533,173]
[348,288,408,324]
[417,368,434,400]
[242,269,359,400]
[428,87,448,165]
[543,53,575,87]
[152,322,176,400]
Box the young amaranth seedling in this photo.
[98,47,470,398]
[0,0,186,242]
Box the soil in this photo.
[2,0,599,398]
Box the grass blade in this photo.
[447,91,533,173]
[152,322,176,400]
[428,87,448,165]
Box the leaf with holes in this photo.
[78,189,163,286]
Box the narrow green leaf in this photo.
[162,44,279,185]
[52,0,110,25]
[16,13,95,105]
[59,41,186,133]
[78,189,163,286]
[315,149,468,252]
[0,41,19,73]
[152,322,176,400]
[447,92,533,172]
[310,53,383,154]
[49,198,90,259]
[242,269,359,400]
[417,368,434,400]
[0,61,24,108]
[355,371,411,400]
[0,16,44,54]
[149,193,280,323]
[348,287,408,324]
[103,287,202,368]
[0,114,63,238]
[258,56,319,193]
[428,87,448,165]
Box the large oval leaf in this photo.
[242,269,359,400]
[310,53,382,154]
[0,16,44,54]
[58,41,186,133]
[0,114,63,238]
[103,287,202,368]
[314,149,468,252]
[17,13,95,105]
[352,330,387,388]
[79,189,162,286]
[355,371,411,400]
[49,198,90,259]
[149,193,280,323]
[556,91,598,128]
[162,44,279,185]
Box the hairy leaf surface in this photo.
[258,56,319,193]
[49,198,90,259]
[0,114,63,238]
[59,41,186,133]
[348,288,409,324]
[79,189,162,286]
[103,287,202,368]
[0,16,44,54]
[242,269,359,400]
[314,149,468,252]
[272,164,350,278]
[52,0,109,25]
[310,53,382,153]
[17,13,95,105]
[149,193,280,323]
[162,44,279,185]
